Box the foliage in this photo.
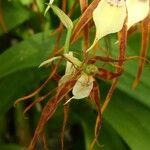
[0,0,150,150]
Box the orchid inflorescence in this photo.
[15,0,150,150]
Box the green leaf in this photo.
[71,102,127,150]
[0,144,23,150]
[118,71,150,108]
[100,120,128,150]
[0,32,56,78]
[20,0,33,6]
[104,89,150,150]
[0,68,48,118]
[98,33,150,108]
[0,31,82,79]
[0,27,149,150]
[0,1,32,35]
[0,30,81,118]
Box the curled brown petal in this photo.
[101,19,127,113]
[89,82,102,149]
[71,0,100,42]
[132,15,150,89]
[14,61,60,107]
[27,79,76,150]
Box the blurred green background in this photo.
[0,0,150,150]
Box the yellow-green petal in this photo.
[126,0,149,29]
[65,52,76,74]
[63,53,82,67]
[87,0,126,51]
[44,0,55,16]
[59,74,72,87]
[59,52,76,87]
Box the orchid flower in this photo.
[87,0,149,51]
[60,54,98,104]
[40,52,99,104]
[40,51,122,105]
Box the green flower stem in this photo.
[64,28,72,53]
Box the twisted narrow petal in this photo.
[39,56,61,67]
[59,74,72,87]
[126,0,150,29]
[65,52,76,74]
[59,52,76,87]
[44,0,55,16]
[63,53,82,67]
[87,0,126,51]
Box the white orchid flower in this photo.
[60,53,96,104]
[59,53,95,104]
[87,0,149,51]
[40,52,97,104]
[126,0,149,29]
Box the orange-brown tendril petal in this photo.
[23,89,55,115]
[27,79,77,150]
[0,1,7,32]
[101,20,127,113]
[79,0,89,60]
[89,81,102,150]
[97,68,122,81]
[61,97,70,150]
[14,61,60,107]
[71,0,100,43]
[132,15,150,89]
